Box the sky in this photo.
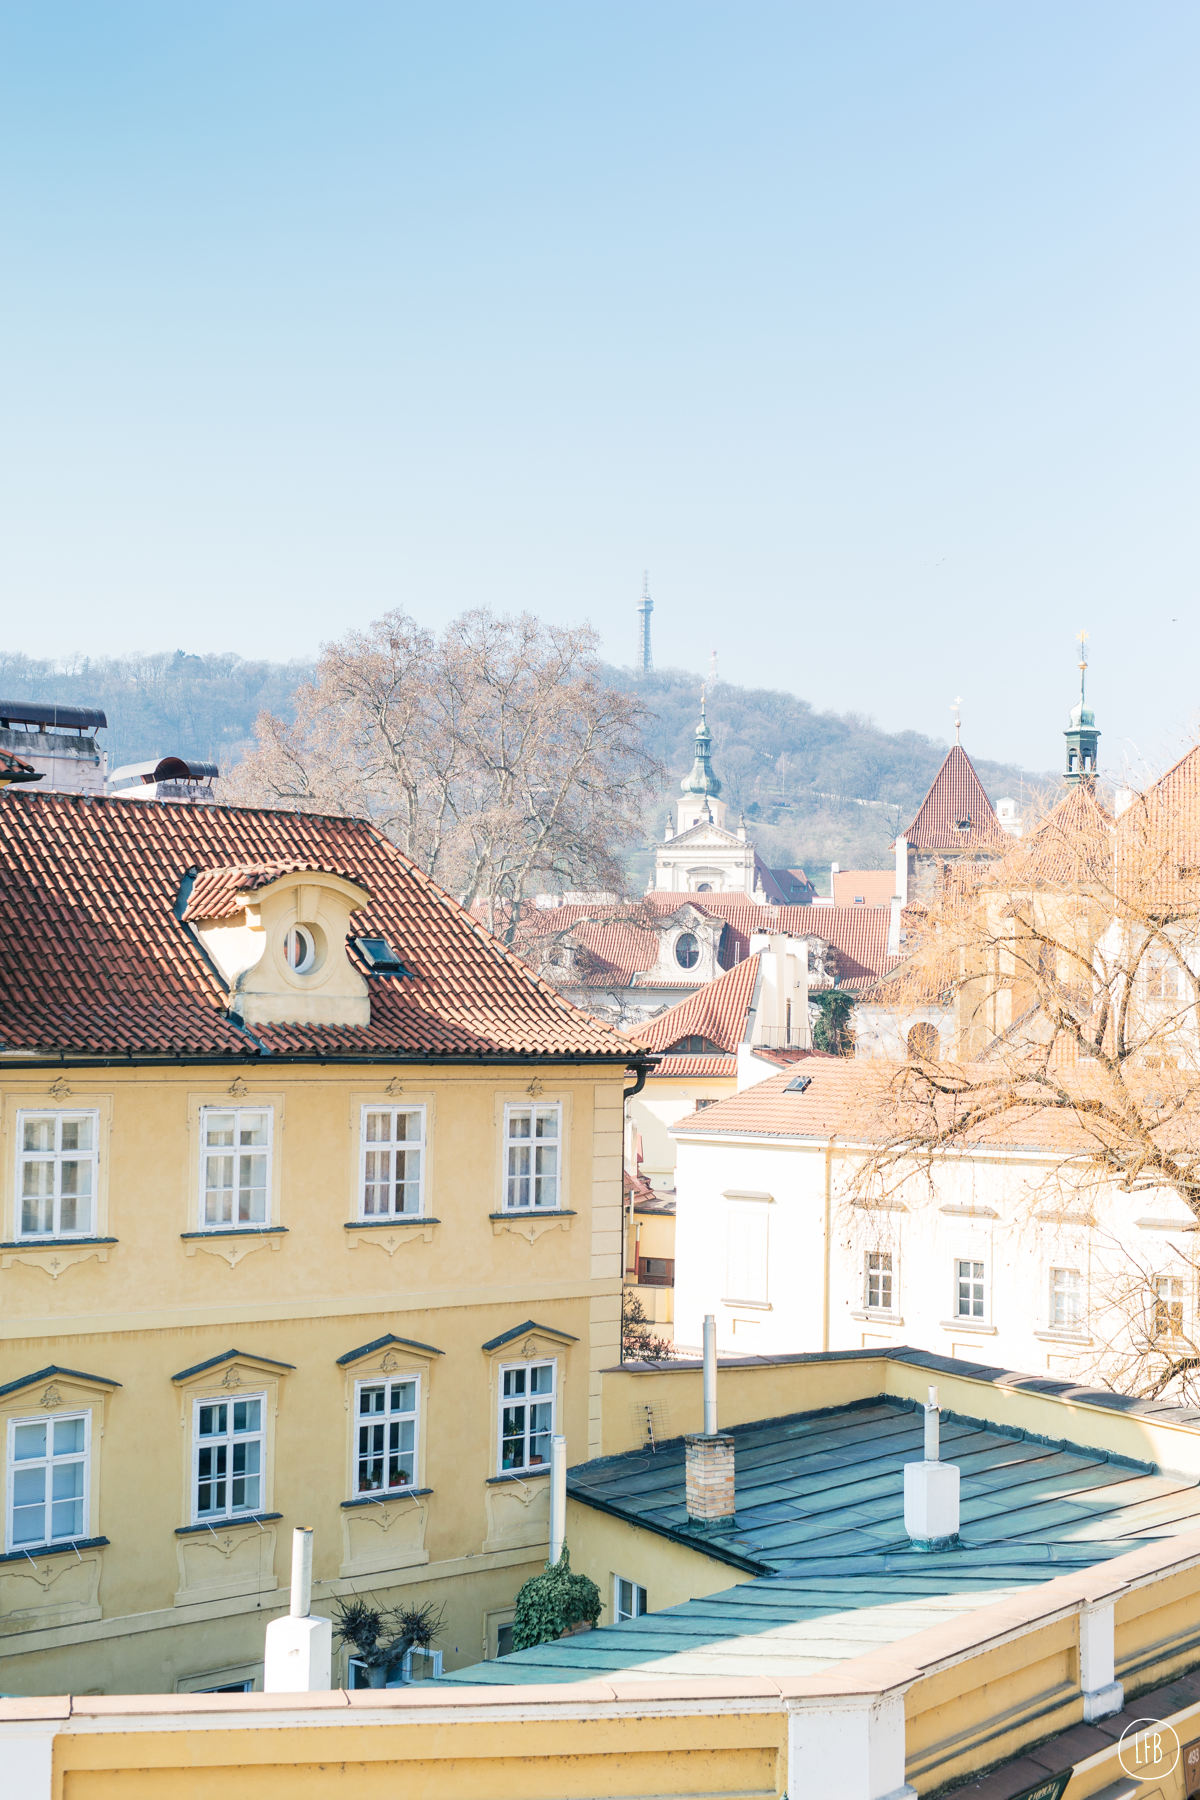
[1,1,1196,775]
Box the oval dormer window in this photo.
[285,926,316,974]
[675,932,700,970]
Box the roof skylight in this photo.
[352,935,410,976]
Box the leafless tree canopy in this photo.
[854,755,1200,1400]
[221,609,662,936]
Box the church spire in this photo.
[1064,631,1100,786]
[680,691,722,799]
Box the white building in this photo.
[670,1062,1196,1377]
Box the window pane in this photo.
[392,1382,417,1412]
[360,1385,385,1415]
[366,1111,391,1143]
[23,1117,55,1152]
[206,1113,235,1145]
[508,1110,532,1140]
[13,1422,47,1460]
[53,1417,85,1456]
[529,1365,554,1395]
[13,1466,46,1507]
[239,1113,269,1146]
[61,1117,93,1153]
[234,1398,261,1434]
[504,1369,526,1397]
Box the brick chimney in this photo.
[685,1433,735,1526]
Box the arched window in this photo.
[696,883,712,892]
[906,1021,939,1061]
[674,933,700,970]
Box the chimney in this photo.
[888,894,902,955]
[686,1315,734,1526]
[903,1387,960,1550]
[264,1527,332,1692]
[686,1433,735,1527]
[829,860,839,900]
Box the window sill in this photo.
[0,1236,118,1249]
[175,1513,283,1537]
[1034,1330,1093,1346]
[344,1218,440,1230]
[0,1535,109,1564]
[180,1227,288,1239]
[487,1468,552,1485]
[938,1319,997,1334]
[488,1210,576,1220]
[939,1205,998,1218]
[722,1298,772,1310]
[342,1489,432,1509]
[850,1310,905,1325]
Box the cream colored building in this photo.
[0,790,646,1694]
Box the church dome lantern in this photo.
[680,696,722,801]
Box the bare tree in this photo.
[222,609,662,936]
[851,752,1200,1397]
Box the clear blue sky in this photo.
[1,2,1196,775]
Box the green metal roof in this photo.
[439,1394,1200,1686]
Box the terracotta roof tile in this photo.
[0,792,638,1062]
[183,862,369,922]
[628,955,760,1054]
[645,1054,738,1078]
[899,744,1008,852]
[831,869,895,907]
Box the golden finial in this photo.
[951,696,963,744]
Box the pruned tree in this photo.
[331,1595,443,1688]
[221,608,662,937]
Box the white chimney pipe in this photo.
[264,1526,331,1692]
[703,1313,718,1434]
[903,1386,959,1548]
[888,894,902,956]
[550,1434,567,1564]
[290,1524,313,1617]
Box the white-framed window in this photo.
[360,1107,425,1218]
[284,926,317,973]
[7,1411,89,1548]
[499,1360,555,1473]
[504,1104,561,1210]
[1050,1266,1083,1329]
[17,1111,99,1238]
[725,1206,768,1304]
[864,1249,894,1312]
[614,1577,647,1622]
[193,1394,265,1522]
[199,1107,272,1228]
[1154,1275,1186,1339]
[955,1259,986,1321]
[354,1376,419,1495]
[1144,948,1184,1003]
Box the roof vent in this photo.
[955,814,971,831]
[785,1075,812,1093]
[353,935,409,976]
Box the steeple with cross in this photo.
[1064,631,1099,786]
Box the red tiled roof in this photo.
[831,870,895,908]
[519,892,898,991]
[629,955,760,1054]
[0,792,640,1062]
[670,1061,1127,1152]
[899,745,1008,852]
[183,862,369,922]
[644,1054,738,1079]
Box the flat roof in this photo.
[440,1393,1200,1686]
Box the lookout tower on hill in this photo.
[637,573,654,673]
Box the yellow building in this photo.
[0,790,647,1694]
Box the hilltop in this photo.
[605,665,1057,886]
[0,649,1055,884]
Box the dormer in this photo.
[183,863,375,1028]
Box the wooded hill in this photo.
[0,649,1054,884]
[605,664,1057,887]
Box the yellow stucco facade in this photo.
[0,1060,626,1694]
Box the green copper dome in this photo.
[680,697,722,798]
[1068,700,1095,729]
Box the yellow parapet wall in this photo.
[601,1350,1200,1480]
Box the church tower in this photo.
[1064,633,1100,786]
[676,694,727,832]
